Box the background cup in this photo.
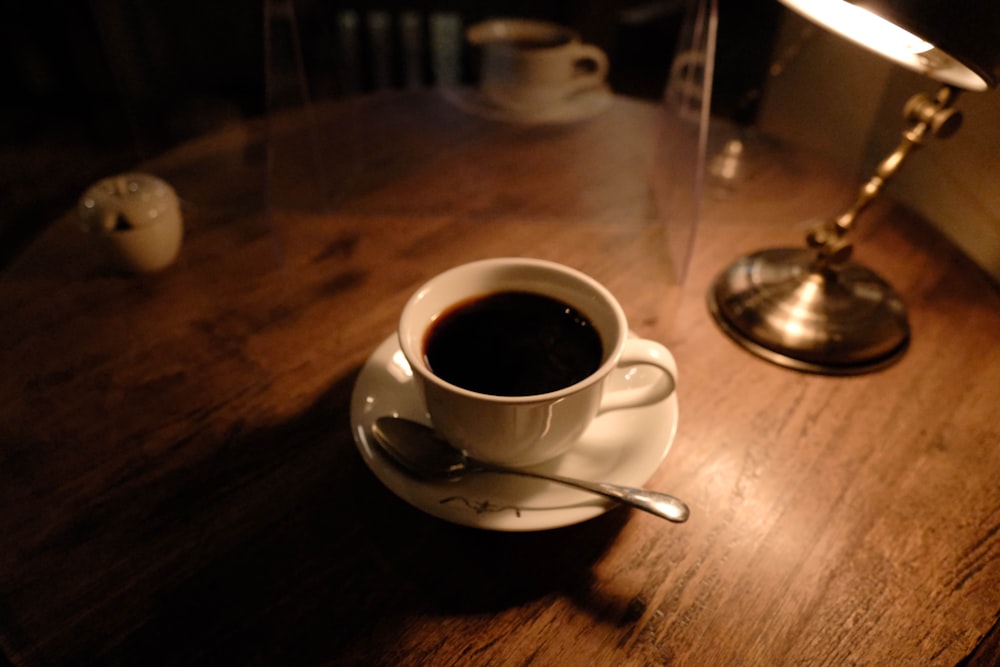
[398,258,677,467]
[466,18,609,112]
[78,172,184,273]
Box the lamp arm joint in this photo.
[807,84,962,268]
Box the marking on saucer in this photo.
[440,496,522,517]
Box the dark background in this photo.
[0,0,781,266]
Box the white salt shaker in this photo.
[78,173,183,272]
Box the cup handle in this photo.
[568,44,609,92]
[597,337,677,414]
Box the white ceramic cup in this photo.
[398,258,677,467]
[78,173,183,272]
[466,18,609,112]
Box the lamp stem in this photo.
[807,84,963,267]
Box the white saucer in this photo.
[350,334,679,531]
[440,84,613,125]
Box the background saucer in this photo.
[440,84,613,125]
[349,334,679,531]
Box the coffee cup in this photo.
[466,18,609,112]
[78,173,183,272]
[398,258,677,467]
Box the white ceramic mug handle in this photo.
[568,44,609,91]
[598,338,677,414]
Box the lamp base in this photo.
[707,248,909,375]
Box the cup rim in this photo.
[398,257,628,404]
[466,18,580,48]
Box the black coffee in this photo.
[424,291,603,396]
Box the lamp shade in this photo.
[777,0,1000,90]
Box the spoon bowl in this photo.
[371,416,690,523]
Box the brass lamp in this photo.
[708,0,1000,374]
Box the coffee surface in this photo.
[424,291,603,396]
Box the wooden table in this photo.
[2,90,999,666]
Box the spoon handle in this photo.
[478,464,690,523]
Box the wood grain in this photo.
[1,90,998,666]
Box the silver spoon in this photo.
[371,416,690,523]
